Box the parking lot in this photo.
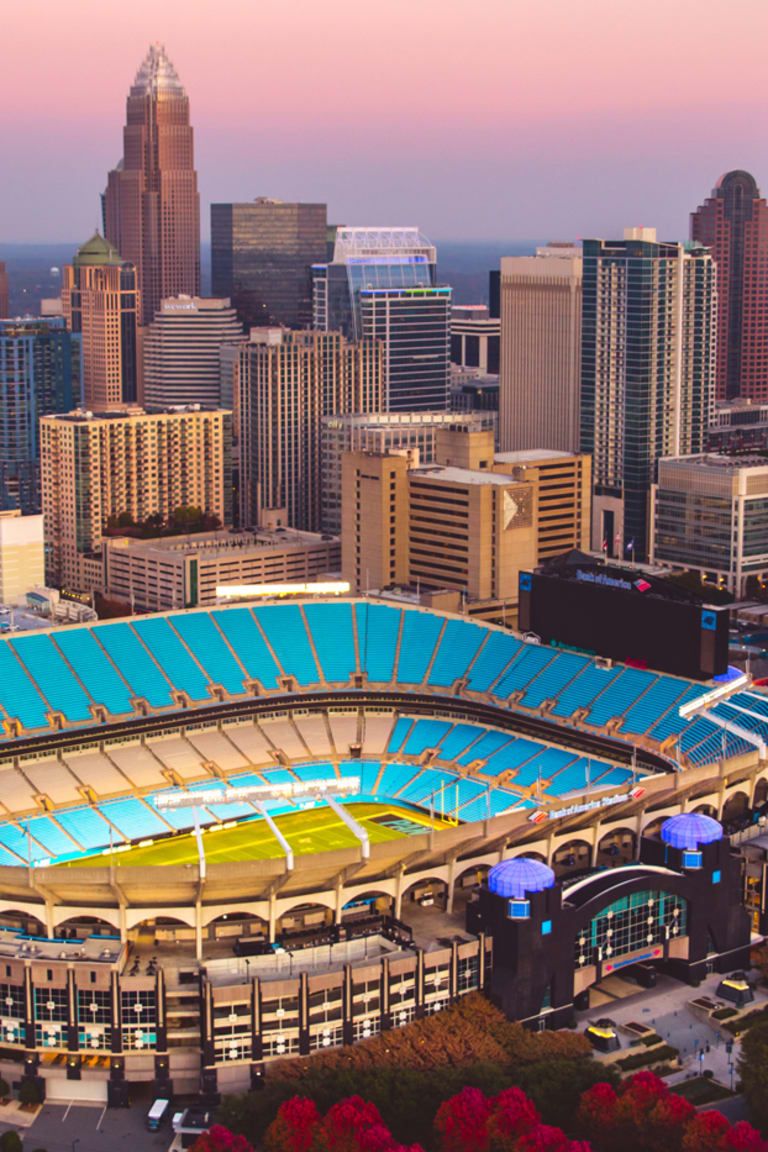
[0,1096,175,1152]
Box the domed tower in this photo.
[691,170,768,400]
[104,45,200,326]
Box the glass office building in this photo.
[211,199,328,330]
[0,318,78,513]
[580,228,716,561]
[313,228,451,412]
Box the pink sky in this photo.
[2,0,768,241]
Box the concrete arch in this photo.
[276,901,334,938]
[596,827,636,868]
[344,878,397,905]
[691,803,718,818]
[722,791,750,827]
[201,906,268,929]
[552,839,592,878]
[0,907,46,936]
[55,914,120,940]
[342,890,394,917]
[402,875,448,911]
[125,908,197,932]
[274,891,337,920]
[754,778,768,808]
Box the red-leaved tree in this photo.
[192,1125,255,1152]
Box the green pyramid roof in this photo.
[74,233,124,267]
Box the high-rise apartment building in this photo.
[143,296,244,410]
[492,449,591,565]
[62,234,139,411]
[313,228,451,411]
[0,263,8,319]
[0,317,78,513]
[237,328,382,532]
[451,305,500,376]
[580,228,716,562]
[41,406,232,590]
[320,410,496,534]
[211,199,328,330]
[104,44,200,326]
[499,245,582,454]
[691,170,768,400]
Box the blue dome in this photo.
[660,813,723,850]
[488,857,556,899]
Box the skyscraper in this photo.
[62,234,139,411]
[237,328,383,532]
[499,245,582,453]
[313,228,452,411]
[41,406,232,591]
[0,317,78,513]
[104,44,200,326]
[691,170,768,400]
[0,263,8,319]
[580,228,716,561]
[211,199,328,330]
[143,296,244,410]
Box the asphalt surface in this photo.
[0,1097,174,1152]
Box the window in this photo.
[574,889,687,968]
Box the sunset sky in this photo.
[3,0,768,242]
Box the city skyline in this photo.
[3,0,768,244]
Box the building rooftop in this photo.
[495,449,577,464]
[130,43,185,97]
[106,528,338,558]
[73,232,125,268]
[411,465,516,487]
[332,227,436,264]
[46,405,229,424]
[322,411,495,430]
[661,453,768,472]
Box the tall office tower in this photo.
[313,227,451,411]
[0,317,78,513]
[40,406,232,591]
[499,245,582,454]
[581,228,716,562]
[0,263,8,318]
[143,296,244,409]
[104,43,200,326]
[211,199,328,329]
[320,410,496,534]
[237,328,382,532]
[62,234,139,411]
[691,170,768,400]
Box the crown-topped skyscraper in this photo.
[104,44,200,326]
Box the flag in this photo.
[602,538,607,550]
[625,539,635,553]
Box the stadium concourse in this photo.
[0,598,763,1101]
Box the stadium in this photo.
[0,597,763,1102]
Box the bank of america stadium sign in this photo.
[528,786,646,824]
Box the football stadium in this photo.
[0,598,762,1101]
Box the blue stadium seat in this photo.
[549,663,620,720]
[479,737,542,779]
[621,676,689,736]
[729,691,768,720]
[254,605,319,686]
[457,729,514,767]
[132,618,211,702]
[0,844,22,867]
[711,701,768,743]
[427,620,486,688]
[21,816,76,859]
[493,645,555,699]
[95,623,174,708]
[400,768,457,806]
[0,822,35,861]
[584,668,656,728]
[402,719,453,756]
[435,723,486,762]
[56,807,116,850]
[460,787,525,822]
[548,757,610,796]
[395,612,444,684]
[519,652,590,710]
[339,760,380,796]
[54,629,134,717]
[290,762,335,782]
[0,641,50,730]
[11,635,92,723]
[376,763,421,798]
[648,684,704,742]
[387,717,414,753]
[304,603,356,683]
[212,609,281,689]
[171,614,247,695]
[148,804,201,832]
[99,797,169,841]
[465,631,521,693]
[513,747,578,786]
[591,767,634,789]
[356,603,401,683]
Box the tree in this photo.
[487,1087,540,1151]
[738,1021,768,1130]
[435,1087,493,1152]
[191,1125,255,1152]
[266,1098,324,1152]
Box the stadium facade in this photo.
[0,599,762,1102]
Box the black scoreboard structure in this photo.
[518,551,729,681]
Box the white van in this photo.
[146,1097,172,1131]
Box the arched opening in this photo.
[342,891,394,923]
[552,839,592,879]
[276,903,334,946]
[596,828,636,868]
[0,909,45,938]
[402,876,448,913]
[55,914,119,942]
[207,911,268,954]
[641,816,668,840]
[127,916,195,971]
[754,778,768,809]
[692,803,718,818]
[722,791,750,831]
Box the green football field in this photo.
[60,802,450,868]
